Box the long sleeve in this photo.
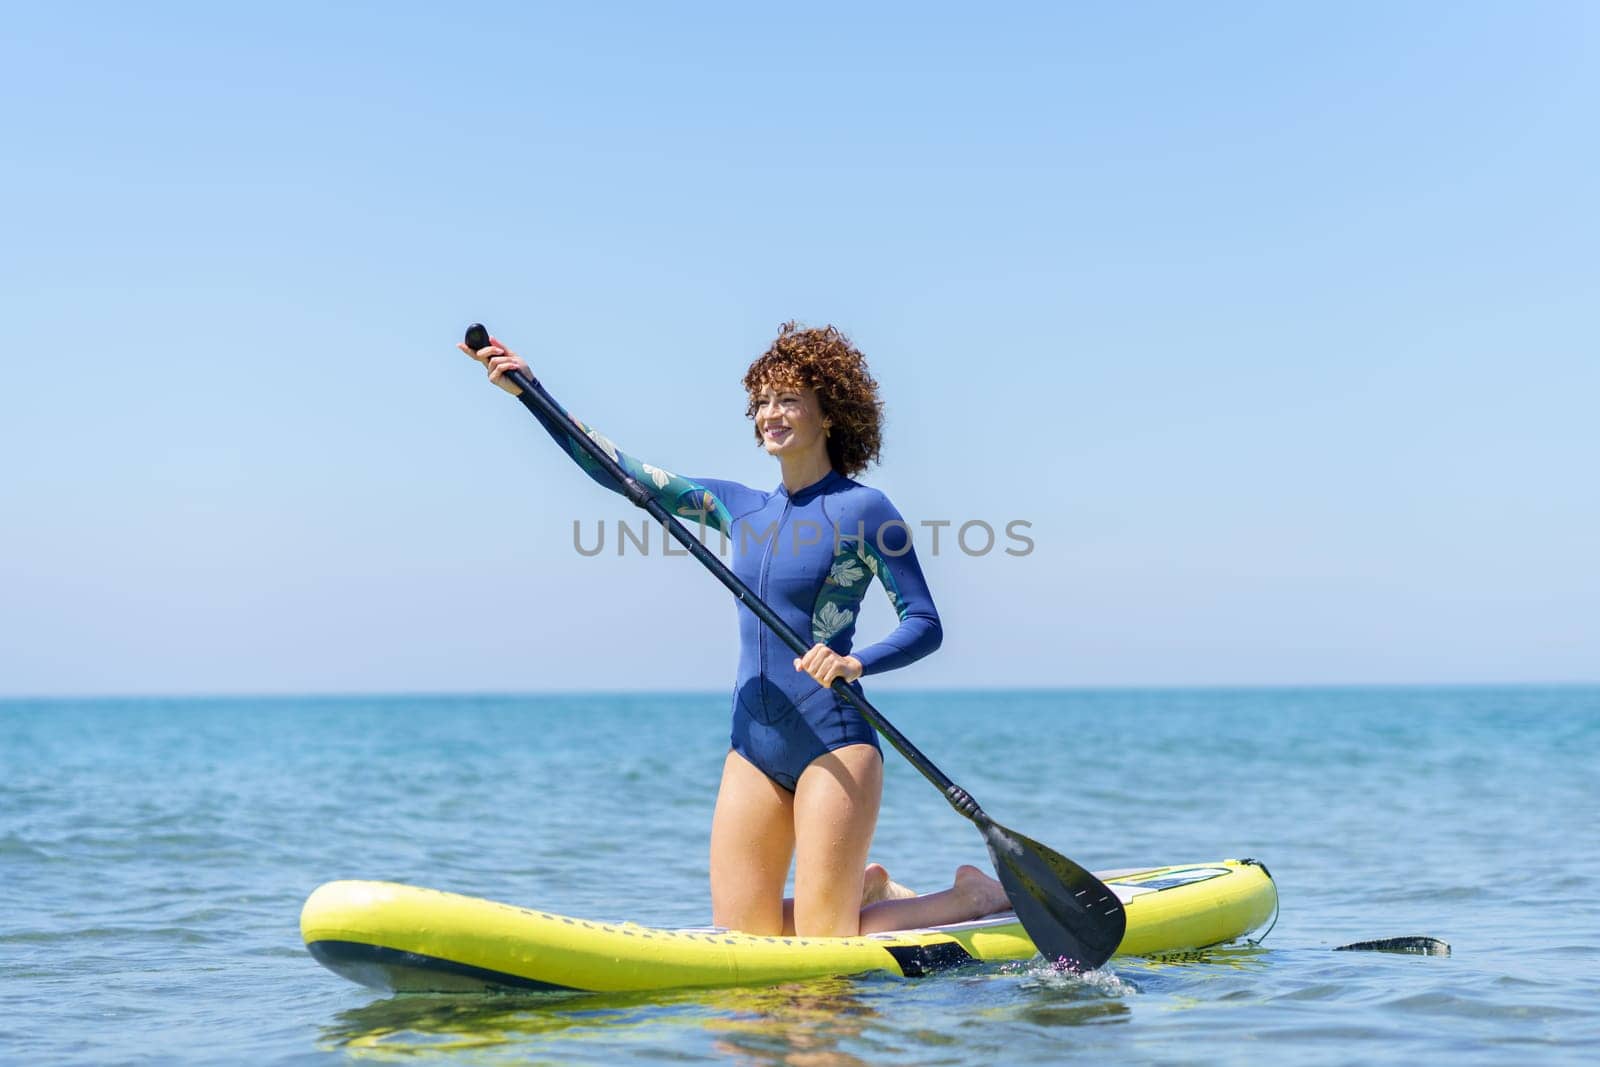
[848,495,943,676]
[521,390,739,533]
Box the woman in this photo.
[462,323,1010,936]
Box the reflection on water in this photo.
[1111,944,1275,1019]
[321,976,887,1063]
[1118,943,1274,975]
[703,978,880,1067]
[320,963,1142,1063]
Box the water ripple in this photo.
[2,688,1596,1066]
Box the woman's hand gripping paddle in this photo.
[464,324,1127,969]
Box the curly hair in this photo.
[743,322,884,478]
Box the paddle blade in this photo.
[981,820,1126,971]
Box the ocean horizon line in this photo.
[3,679,1597,704]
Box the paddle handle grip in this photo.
[469,322,981,810]
[465,322,540,397]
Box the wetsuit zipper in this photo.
[756,495,792,721]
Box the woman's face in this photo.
[752,381,828,460]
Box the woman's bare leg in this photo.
[790,744,883,936]
[710,750,796,935]
[780,863,1012,936]
[857,865,1012,934]
[727,737,1012,938]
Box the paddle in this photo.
[465,323,1127,970]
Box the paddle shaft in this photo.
[494,361,985,815]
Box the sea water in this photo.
[3,687,1596,1065]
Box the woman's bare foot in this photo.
[953,864,1011,918]
[862,862,917,906]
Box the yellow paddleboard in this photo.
[302,859,1276,994]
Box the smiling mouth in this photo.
[764,426,791,442]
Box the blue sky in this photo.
[2,2,1595,695]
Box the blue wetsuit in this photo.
[528,398,943,791]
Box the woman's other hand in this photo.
[794,644,864,688]
[457,334,527,397]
